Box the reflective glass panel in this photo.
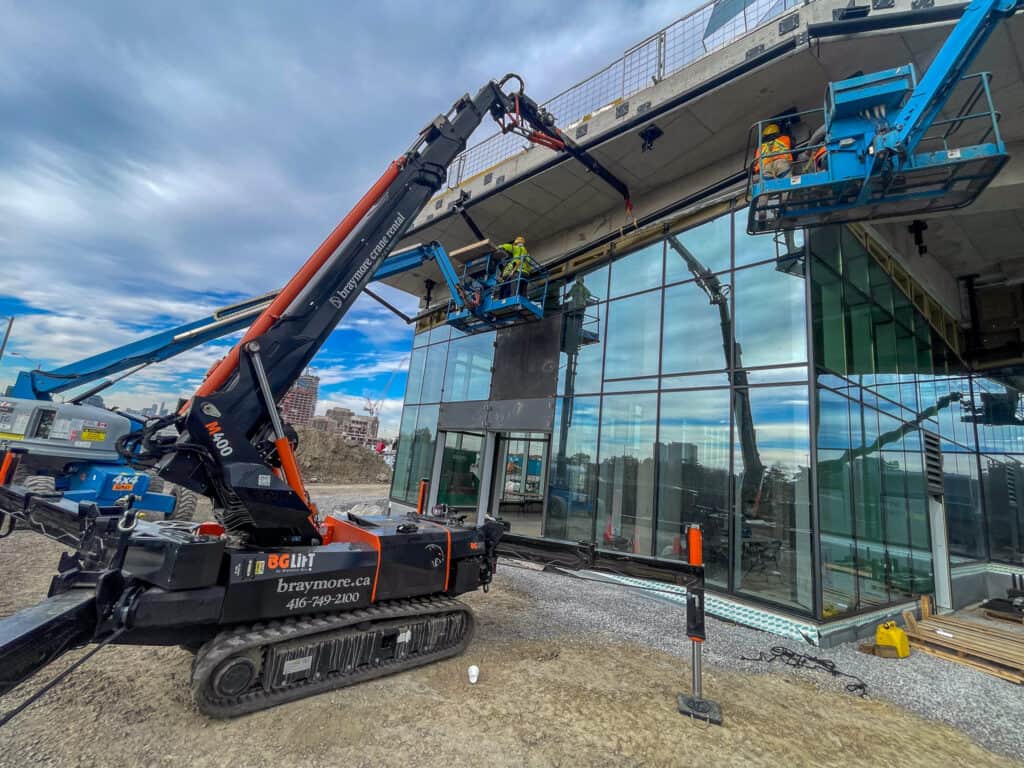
[733,261,807,368]
[558,303,605,397]
[420,344,447,404]
[733,385,813,611]
[409,404,439,498]
[662,278,730,374]
[390,405,419,503]
[656,388,731,586]
[404,347,426,404]
[547,396,601,542]
[983,454,1024,565]
[734,208,785,268]
[597,394,658,556]
[443,332,495,402]
[609,240,664,298]
[604,292,661,380]
[665,214,731,283]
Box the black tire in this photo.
[171,486,199,521]
[24,475,56,494]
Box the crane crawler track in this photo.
[190,596,474,718]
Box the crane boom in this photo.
[127,74,631,546]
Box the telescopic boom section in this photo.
[148,76,629,545]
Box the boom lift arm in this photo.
[8,292,277,402]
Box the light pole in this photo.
[5,350,42,370]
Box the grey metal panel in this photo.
[438,398,556,433]
[486,398,555,432]
[490,313,562,401]
[438,401,489,432]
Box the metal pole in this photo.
[677,524,723,725]
[0,317,13,363]
[691,638,703,700]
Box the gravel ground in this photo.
[2,484,1021,766]
[496,561,1024,761]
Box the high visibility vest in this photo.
[754,135,793,173]
[499,244,532,279]
[812,145,827,170]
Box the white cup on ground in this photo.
[468,665,480,684]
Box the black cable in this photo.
[740,646,868,696]
[0,628,125,728]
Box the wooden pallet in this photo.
[985,608,1024,626]
[901,598,1024,685]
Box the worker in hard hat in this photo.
[566,276,594,312]
[497,236,533,299]
[754,123,793,179]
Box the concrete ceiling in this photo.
[379,11,1024,300]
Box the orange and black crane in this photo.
[0,74,643,719]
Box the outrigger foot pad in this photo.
[677,694,723,726]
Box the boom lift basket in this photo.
[446,250,550,334]
[747,70,1008,234]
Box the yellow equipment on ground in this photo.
[875,621,910,658]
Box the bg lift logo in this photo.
[236,551,319,581]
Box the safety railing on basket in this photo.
[447,0,804,189]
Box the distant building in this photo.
[325,407,354,429]
[280,372,319,427]
[310,415,341,433]
[344,414,379,444]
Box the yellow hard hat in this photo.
[762,123,781,138]
[514,236,526,245]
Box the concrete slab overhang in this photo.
[379,0,1024,309]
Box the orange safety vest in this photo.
[754,134,793,173]
[812,145,828,171]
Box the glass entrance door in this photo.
[494,432,549,537]
[436,431,485,512]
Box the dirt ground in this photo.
[0,528,1020,767]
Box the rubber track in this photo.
[191,596,473,718]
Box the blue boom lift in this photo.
[1,292,275,518]
[748,0,1022,234]
[376,240,550,334]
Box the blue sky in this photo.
[0,0,700,435]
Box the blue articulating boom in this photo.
[377,241,549,333]
[9,292,276,401]
[748,0,1022,233]
[1,292,276,518]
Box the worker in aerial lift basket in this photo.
[497,236,533,299]
[753,123,793,179]
[753,123,798,254]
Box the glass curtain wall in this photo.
[391,328,495,505]
[809,226,981,617]
[549,206,813,612]
[392,202,1024,617]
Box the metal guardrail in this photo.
[449,0,803,188]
